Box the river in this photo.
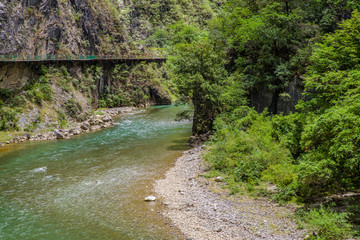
[0,105,192,239]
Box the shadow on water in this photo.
[167,138,192,151]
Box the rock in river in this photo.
[144,195,156,201]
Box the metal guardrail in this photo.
[0,55,166,62]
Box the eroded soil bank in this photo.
[155,146,305,240]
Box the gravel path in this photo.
[155,146,305,240]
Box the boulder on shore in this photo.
[102,116,112,123]
[145,195,156,201]
[80,122,90,130]
[54,129,66,139]
[69,128,82,135]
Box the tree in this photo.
[296,11,360,197]
[218,1,316,113]
[168,37,228,134]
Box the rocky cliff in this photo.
[249,77,305,115]
[0,0,128,55]
[0,0,222,55]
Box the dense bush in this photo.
[0,88,12,100]
[205,107,293,184]
[0,106,19,131]
[298,205,353,240]
[24,66,53,104]
[294,11,360,198]
[64,99,82,119]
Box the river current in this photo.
[0,105,192,239]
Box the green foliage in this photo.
[25,81,53,104]
[24,115,41,132]
[292,11,360,198]
[168,32,228,133]
[262,163,298,202]
[64,99,82,119]
[79,67,97,96]
[74,12,82,22]
[40,65,48,75]
[23,66,54,104]
[169,21,207,45]
[296,100,360,198]
[205,107,293,184]
[147,21,208,48]
[175,110,193,121]
[0,88,12,101]
[99,63,167,108]
[57,110,67,128]
[95,111,105,116]
[300,10,360,112]
[298,205,353,240]
[262,163,297,189]
[10,95,27,107]
[0,106,19,131]
[271,112,305,158]
[123,0,220,44]
[217,1,316,108]
[50,66,72,92]
[305,0,360,33]
[203,8,360,206]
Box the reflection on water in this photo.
[0,105,192,240]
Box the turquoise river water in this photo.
[0,105,192,240]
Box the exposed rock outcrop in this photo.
[0,0,127,55]
[249,77,305,115]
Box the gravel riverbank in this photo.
[155,146,305,240]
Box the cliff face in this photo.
[123,0,222,42]
[0,0,222,55]
[249,77,305,115]
[0,0,128,55]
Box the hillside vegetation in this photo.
[143,0,360,239]
[1,0,360,238]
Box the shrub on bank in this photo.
[205,106,293,186]
[0,106,19,131]
[297,205,353,240]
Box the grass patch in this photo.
[0,132,25,142]
[95,111,105,115]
